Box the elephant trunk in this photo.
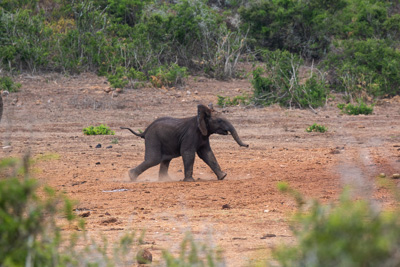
[226,121,249,147]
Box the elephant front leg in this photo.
[181,151,196,182]
[197,146,227,180]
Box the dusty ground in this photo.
[1,72,400,266]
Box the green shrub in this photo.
[107,66,129,89]
[337,100,374,115]
[274,184,400,267]
[326,39,400,98]
[0,156,77,266]
[0,76,21,92]
[251,50,328,109]
[0,9,52,72]
[239,0,346,59]
[149,63,188,88]
[217,94,251,107]
[306,123,327,133]
[83,124,115,135]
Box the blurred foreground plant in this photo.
[0,155,226,266]
[273,182,400,267]
[0,156,78,266]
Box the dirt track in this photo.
[1,72,400,265]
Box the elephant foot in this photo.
[129,169,139,181]
[159,175,172,182]
[183,177,195,182]
[217,172,227,180]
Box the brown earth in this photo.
[1,72,400,266]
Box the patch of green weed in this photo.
[306,123,328,133]
[83,124,115,135]
[337,100,374,115]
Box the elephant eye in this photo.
[217,118,223,123]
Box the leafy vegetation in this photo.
[274,183,400,267]
[306,123,327,133]
[0,155,225,266]
[217,93,251,107]
[251,50,328,108]
[338,100,374,115]
[0,76,21,92]
[83,124,115,135]
[0,156,77,266]
[1,0,400,102]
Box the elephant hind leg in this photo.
[129,159,160,181]
[159,159,172,181]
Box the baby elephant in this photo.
[121,104,248,182]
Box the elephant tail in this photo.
[120,127,145,138]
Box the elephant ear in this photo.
[197,104,211,136]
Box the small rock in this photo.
[95,144,101,148]
[79,211,91,218]
[261,234,276,239]
[106,145,112,149]
[186,90,191,95]
[105,212,111,216]
[47,98,54,103]
[104,87,111,93]
[194,90,198,95]
[95,162,101,165]
[222,204,231,210]
[101,217,118,224]
[36,100,41,105]
[378,173,386,178]
[392,174,400,179]
[136,248,152,264]
[115,88,123,93]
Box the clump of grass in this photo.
[83,124,115,135]
[337,100,374,115]
[217,94,251,107]
[306,123,327,133]
[0,76,21,92]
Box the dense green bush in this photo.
[0,0,246,79]
[251,50,328,108]
[274,183,400,267]
[0,76,21,92]
[0,9,52,72]
[149,63,188,88]
[326,39,400,98]
[239,0,346,59]
[1,0,400,103]
[337,100,374,115]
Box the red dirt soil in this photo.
[1,72,400,266]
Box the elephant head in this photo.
[197,104,248,147]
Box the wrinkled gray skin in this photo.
[121,104,249,182]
